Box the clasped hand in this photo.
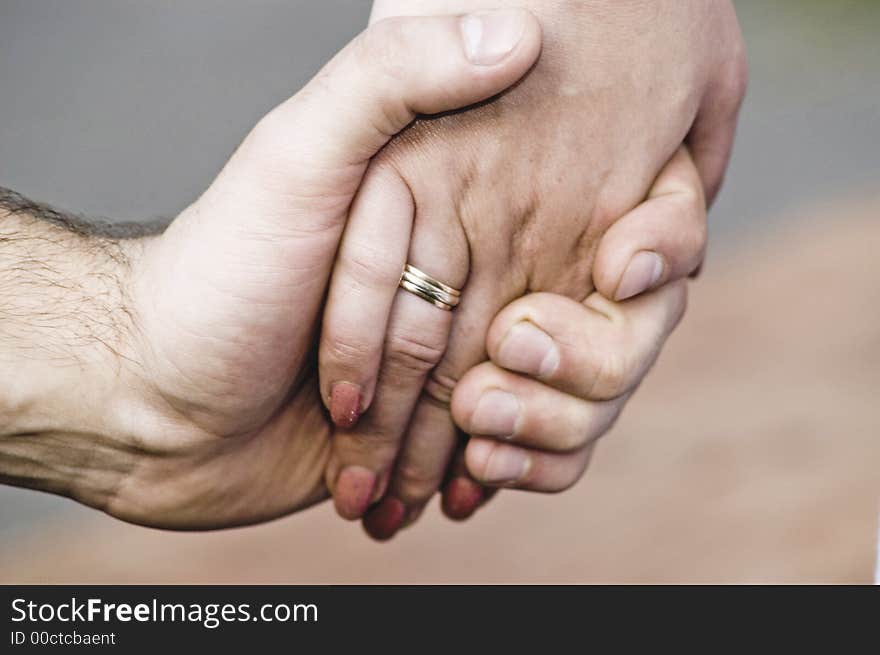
[0,4,745,540]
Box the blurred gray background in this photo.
[2,1,879,238]
[0,1,878,580]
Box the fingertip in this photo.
[333,466,377,521]
[329,381,363,428]
[361,11,541,120]
[613,250,666,302]
[592,147,707,301]
[449,377,475,433]
[449,362,506,433]
[441,477,484,521]
[464,438,494,481]
[363,496,407,541]
[460,10,523,66]
[318,162,410,424]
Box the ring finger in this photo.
[325,179,469,520]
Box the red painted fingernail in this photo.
[333,466,376,520]
[363,497,406,541]
[330,382,361,428]
[442,477,484,521]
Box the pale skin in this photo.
[0,8,742,534]
[0,12,548,528]
[320,0,746,538]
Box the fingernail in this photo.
[363,496,406,541]
[615,251,665,301]
[442,477,484,520]
[460,9,526,66]
[483,446,531,485]
[330,382,361,428]
[333,466,376,520]
[470,389,520,436]
[497,321,559,378]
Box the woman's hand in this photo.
[320,0,745,537]
[328,147,706,540]
[0,11,543,529]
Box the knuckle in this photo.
[394,462,441,505]
[244,109,292,164]
[555,430,588,453]
[321,331,377,370]
[355,19,415,135]
[592,350,634,399]
[544,402,594,452]
[337,430,399,459]
[545,471,584,494]
[423,369,458,406]
[344,246,402,291]
[362,17,410,70]
[670,282,689,328]
[692,218,709,255]
[544,451,593,494]
[355,18,414,123]
[555,402,608,451]
[678,199,708,265]
[584,401,623,446]
[589,199,622,236]
[654,279,689,333]
[682,192,709,241]
[385,330,446,377]
[726,49,750,110]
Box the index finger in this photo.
[485,283,688,401]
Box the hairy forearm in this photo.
[0,187,146,504]
[0,190,135,361]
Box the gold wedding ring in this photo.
[398,264,461,311]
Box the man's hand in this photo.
[320,0,746,537]
[0,11,542,529]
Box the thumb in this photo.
[592,147,707,302]
[211,10,541,225]
[149,10,541,397]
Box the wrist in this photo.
[0,209,149,506]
